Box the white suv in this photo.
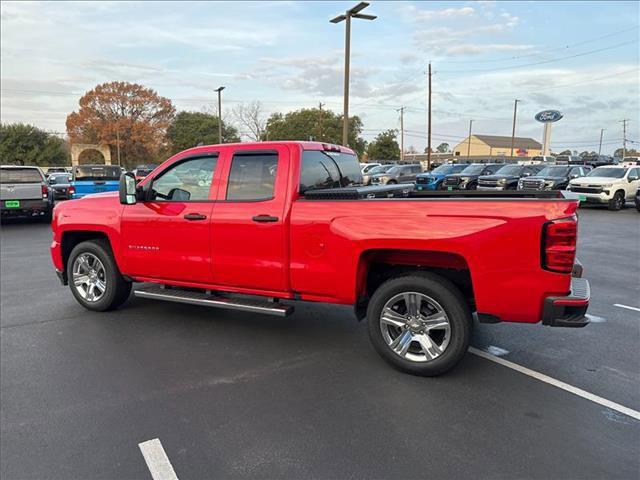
[568,166,640,211]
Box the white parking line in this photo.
[469,347,640,421]
[139,438,179,480]
[614,304,640,313]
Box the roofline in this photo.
[174,141,356,157]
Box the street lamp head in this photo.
[352,13,377,20]
[215,86,225,93]
[330,14,346,23]
[348,2,370,15]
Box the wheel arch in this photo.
[354,248,474,320]
[61,230,113,275]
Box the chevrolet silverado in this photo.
[50,142,590,375]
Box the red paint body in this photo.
[51,141,583,323]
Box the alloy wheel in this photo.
[72,253,107,302]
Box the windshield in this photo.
[73,166,121,181]
[49,173,72,183]
[368,165,394,175]
[538,166,569,177]
[0,168,43,184]
[460,164,484,175]
[587,167,627,178]
[494,165,523,176]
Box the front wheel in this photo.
[67,240,131,311]
[608,191,625,211]
[367,273,472,376]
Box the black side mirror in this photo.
[119,172,137,205]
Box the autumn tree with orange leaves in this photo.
[66,82,175,168]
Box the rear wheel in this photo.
[67,240,131,311]
[387,179,397,185]
[608,191,625,211]
[367,273,472,376]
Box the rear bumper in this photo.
[1,199,51,218]
[542,277,590,328]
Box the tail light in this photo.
[41,185,48,199]
[68,185,75,196]
[542,216,577,273]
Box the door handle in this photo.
[252,215,279,223]
[184,213,207,221]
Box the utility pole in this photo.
[214,86,225,144]
[509,99,520,159]
[397,106,405,162]
[619,119,630,158]
[598,128,605,155]
[318,102,325,141]
[331,2,377,147]
[427,62,432,170]
[466,119,474,161]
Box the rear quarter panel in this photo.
[290,198,578,323]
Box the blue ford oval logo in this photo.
[535,110,563,123]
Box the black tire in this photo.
[387,179,397,185]
[366,273,472,376]
[41,207,53,223]
[67,239,131,311]
[608,191,625,211]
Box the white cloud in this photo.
[405,5,475,21]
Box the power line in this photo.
[437,40,638,73]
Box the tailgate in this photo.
[72,180,119,196]
[0,183,43,201]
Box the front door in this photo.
[210,146,289,293]
[120,155,218,283]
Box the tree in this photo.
[0,123,69,166]
[367,129,400,161]
[66,81,175,168]
[263,108,367,157]
[436,142,450,153]
[614,147,638,158]
[558,149,572,155]
[232,101,267,142]
[167,111,240,154]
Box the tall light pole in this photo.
[619,119,630,158]
[331,2,377,147]
[509,99,520,159]
[397,106,405,162]
[598,128,605,155]
[214,86,225,144]
[466,119,474,161]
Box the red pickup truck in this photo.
[50,141,590,375]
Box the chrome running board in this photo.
[134,285,293,317]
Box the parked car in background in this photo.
[621,156,640,167]
[568,166,640,211]
[478,164,544,190]
[47,172,74,200]
[527,155,556,164]
[0,165,53,221]
[362,164,396,185]
[582,155,615,168]
[414,163,468,191]
[71,165,122,199]
[369,164,422,185]
[360,162,381,175]
[518,165,591,191]
[555,155,583,165]
[133,165,156,183]
[635,188,640,212]
[46,167,69,177]
[442,163,504,190]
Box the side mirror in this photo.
[119,172,137,205]
[571,174,579,179]
[629,175,639,182]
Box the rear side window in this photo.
[73,166,121,181]
[0,168,43,183]
[226,152,278,201]
[300,151,362,193]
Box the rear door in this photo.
[0,168,45,201]
[210,145,290,293]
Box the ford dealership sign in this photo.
[535,110,563,123]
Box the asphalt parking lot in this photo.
[1,206,639,479]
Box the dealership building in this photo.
[452,135,542,158]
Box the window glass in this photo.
[152,157,217,201]
[587,167,626,178]
[227,152,278,201]
[73,166,121,181]
[630,168,639,177]
[0,168,43,183]
[300,152,340,193]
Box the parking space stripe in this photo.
[469,347,640,421]
[613,304,640,313]
[138,438,179,480]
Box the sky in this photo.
[1,0,638,155]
